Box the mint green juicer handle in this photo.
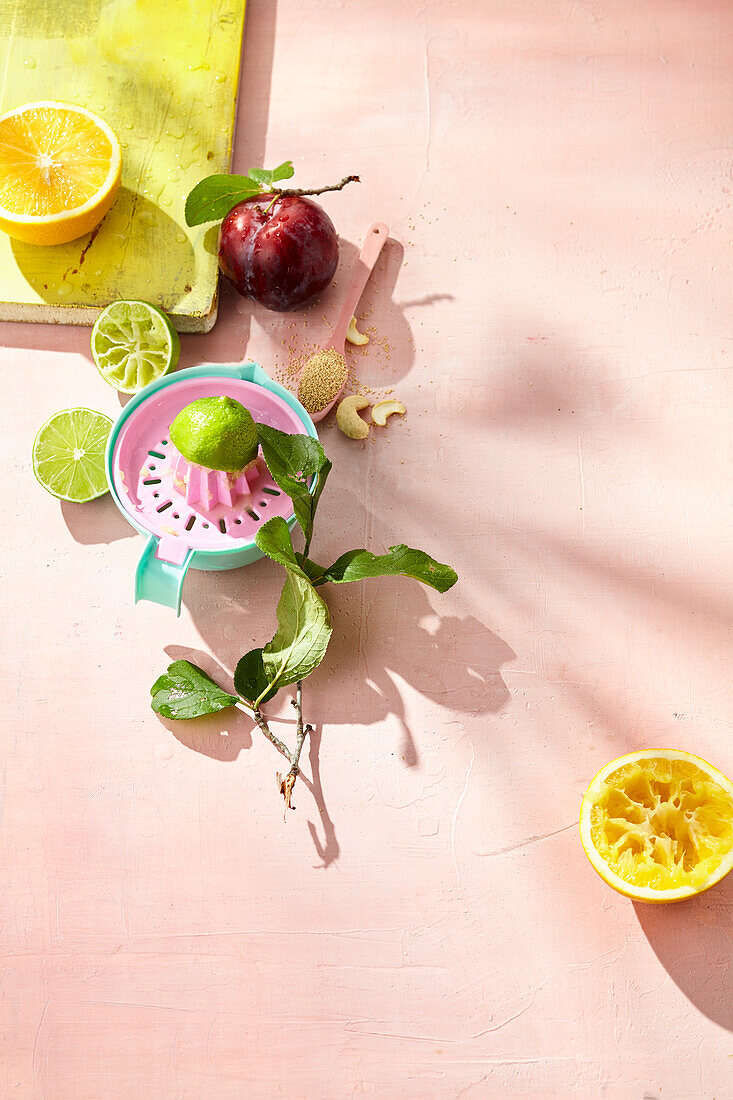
[135,536,194,615]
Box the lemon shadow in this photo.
[10,187,195,315]
[634,872,733,1031]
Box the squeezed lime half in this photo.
[91,299,180,393]
[33,408,113,502]
[170,396,259,473]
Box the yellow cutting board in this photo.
[0,0,245,331]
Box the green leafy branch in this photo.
[185,160,360,227]
[151,426,457,813]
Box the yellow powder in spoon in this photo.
[297,349,347,413]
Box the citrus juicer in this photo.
[105,362,318,614]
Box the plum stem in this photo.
[252,680,312,815]
[272,175,360,200]
[278,682,312,816]
[252,707,291,761]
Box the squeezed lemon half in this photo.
[0,101,121,245]
[579,749,733,903]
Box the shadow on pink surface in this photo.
[158,644,253,761]
[471,320,628,431]
[156,643,341,867]
[634,874,733,1031]
[175,565,513,867]
[493,521,733,744]
[0,319,95,357]
[184,551,512,738]
[178,233,417,400]
[302,725,339,868]
[61,495,136,544]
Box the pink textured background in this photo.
[2,1,733,1096]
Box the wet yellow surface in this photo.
[0,0,245,330]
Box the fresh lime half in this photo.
[33,408,113,502]
[91,299,180,393]
[170,396,259,473]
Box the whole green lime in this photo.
[170,396,259,473]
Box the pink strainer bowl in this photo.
[105,362,317,613]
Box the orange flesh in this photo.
[0,106,114,216]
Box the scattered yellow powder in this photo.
[297,349,347,413]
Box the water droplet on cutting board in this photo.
[124,122,134,131]
[56,283,74,297]
[23,57,36,68]
[155,743,175,765]
[215,74,226,83]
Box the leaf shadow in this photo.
[157,642,339,865]
[157,645,252,760]
[298,727,340,869]
[182,485,514,867]
[213,231,420,397]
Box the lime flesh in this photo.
[92,299,180,393]
[33,408,113,502]
[169,396,259,473]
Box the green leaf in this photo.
[319,545,458,593]
[255,516,301,572]
[296,554,326,585]
[150,660,237,719]
[271,160,295,183]
[247,167,273,188]
[234,648,278,705]
[256,424,331,546]
[184,174,263,226]
[308,455,332,530]
[259,569,332,705]
[257,424,327,483]
[245,518,331,704]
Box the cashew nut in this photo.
[336,395,370,439]
[346,315,369,346]
[372,400,406,426]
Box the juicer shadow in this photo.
[157,642,338,864]
[61,495,136,546]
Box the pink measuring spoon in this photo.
[307,221,390,423]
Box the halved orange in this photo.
[0,101,122,245]
[579,749,733,903]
